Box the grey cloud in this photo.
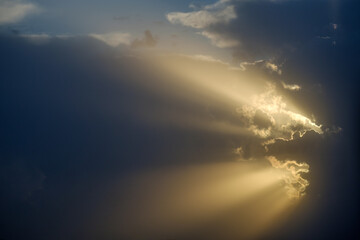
[0,0,40,24]
[131,30,157,48]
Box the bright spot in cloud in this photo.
[238,83,322,141]
[282,82,301,91]
[267,156,310,199]
[265,62,282,75]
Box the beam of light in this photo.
[94,161,299,239]
[101,52,325,238]
[115,52,320,201]
[131,53,323,143]
[154,54,262,107]
[139,108,252,136]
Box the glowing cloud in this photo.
[267,156,310,199]
[265,62,282,75]
[282,82,301,91]
[238,83,323,142]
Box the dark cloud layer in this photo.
[0,34,255,239]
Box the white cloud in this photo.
[167,0,236,29]
[239,59,265,71]
[204,0,231,10]
[281,82,301,91]
[166,0,238,49]
[239,60,282,74]
[265,62,282,75]
[89,32,132,47]
[0,0,40,24]
[200,31,240,48]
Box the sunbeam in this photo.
[91,160,300,239]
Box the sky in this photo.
[0,0,360,239]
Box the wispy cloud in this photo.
[265,62,282,75]
[0,0,40,24]
[166,0,235,29]
[267,156,309,199]
[281,82,301,91]
[89,32,132,47]
[239,60,282,74]
[166,0,237,48]
[200,30,239,48]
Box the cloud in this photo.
[167,0,335,61]
[166,0,236,29]
[0,0,40,24]
[267,156,309,199]
[167,0,238,50]
[89,32,132,47]
[265,62,282,75]
[20,33,51,44]
[239,59,264,71]
[281,82,301,91]
[131,30,157,49]
[200,30,239,48]
[237,83,323,142]
[239,59,282,74]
